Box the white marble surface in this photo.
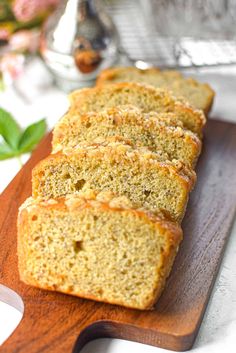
[0,62,235,352]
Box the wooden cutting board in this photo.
[0,119,235,352]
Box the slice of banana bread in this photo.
[52,106,201,168]
[18,191,183,310]
[32,141,196,222]
[68,82,206,136]
[96,67,215,114]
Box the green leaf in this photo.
[0,108,21,150]
[0,107,47,163]
[18,119,47,153]
[0,142,16,160]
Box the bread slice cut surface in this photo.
[52,106,201,168]
[32,141,196,222]
[18,191,183,310]
[67,82,206,136]
[96,66,215,114]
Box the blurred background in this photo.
[1,0,236,92]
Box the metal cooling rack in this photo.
[105,0,236,68]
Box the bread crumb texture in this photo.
[67,82,206,136]
[17,68,209,310]
[52,106,201,168]
[18,192,182,310]
[32,141,196,222]
[96,67,215,114]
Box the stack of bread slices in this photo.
[18,67,214,310]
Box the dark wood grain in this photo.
[0,119,236,352]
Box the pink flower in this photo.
[0,54,25,85]
[12,0,60,23]
[12,0,39,22]
[0,28,10,41]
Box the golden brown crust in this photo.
[68,82,206,136]
[20,193,183,245]
[32,141,196,199]
[52,106,202,168]
[146,240,180,309]
[96,67,215,114]
[53,107,184,136]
